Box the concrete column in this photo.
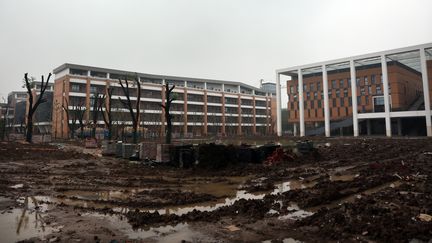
[397,118,402,136]
[221,93,226,135]
[252,96,257,135]
[298,69,305,137]
[265,96,270,135]
[367,119,372,136]
[322,65,330,137]
[350,60,359,137]
[203,90,208,136]
[237,94,242,136]
[293,123,297,136]
[183,88,188,137]
[85,78,91,122]
[276,72,282,136]
[381,55,392,137]
[420,48,432,136]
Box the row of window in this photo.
[290,95,376,110]
[289,74,383,93]
[69,69,264,95]
[291,84,385,102]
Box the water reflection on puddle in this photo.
[89,212,202,241]
[0,197,58,243]
[33,178,316,217]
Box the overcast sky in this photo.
[1,0,432,103]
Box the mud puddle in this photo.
[329,173,359,181]
[32,177,315,217]
[1,197,61,243]
[88,213,206,241]
[271,180,317,195]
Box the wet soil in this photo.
[0,137,431,242]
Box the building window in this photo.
[311,101,315,109]
[364,76,369,85]
[71,84,80,92]
[356,78,360,86]
[371,74,376,84]
[318,100,322,108]
[343,89,348,97]
[314,92,318,99]
[368,86,372,94]
[348,78,351,87]
[332,99,336,107]
[357,96,361,104]
[336,90,340,98]
[303,84,307,92]
[290,86,295,94]
[339,79,344,88]
[365,96,369,105]
[90,86,97,94]
[376,85,382,94]
[360,87,365,95]
[310,83,314,91]
[317,82,321,90]
[340,98,344,106]
[331,80,336,89]
[349,99,352,106]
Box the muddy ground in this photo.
[0,138,431,243]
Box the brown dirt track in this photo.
[0,138,431,242]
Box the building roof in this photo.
[277,42,432,76]
[54,63,266,92]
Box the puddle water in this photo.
[10,184,24,189]
[332,165,357,172]
[263,238,303,243]
[62,188,147,201]
[0,197,59,243]
[88,212,204,241]
[271,180,317,195]
[31,178,314,217]
[329,174,359,182]
[24,176,317,223]
[278,203,314,220]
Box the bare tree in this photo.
[61,98,78,139]
[118,75,141,144]
[75,104,87,139]
[161,83,176,144]
[90,92,104,138]
[102,87,114,140]
[24,73,51,143]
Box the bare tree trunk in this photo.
[24,73,51,143]
[26,118,33,143]
[162,83,176,144]
[118,74,141,144]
